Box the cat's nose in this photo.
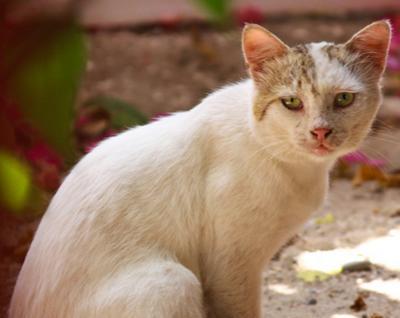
[310,127,332,142]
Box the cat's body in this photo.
[10,22,391,318]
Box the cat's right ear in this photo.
[242,24,289,76]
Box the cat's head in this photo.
[242,21,391,162]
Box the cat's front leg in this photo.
[204,272,262,318]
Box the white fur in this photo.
[9,79,337,318]
[308,42,364,92]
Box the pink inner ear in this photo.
[347,22,391,71]
[243,27,287,72]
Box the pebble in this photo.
[307,298,317,305]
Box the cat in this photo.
[10,21,391,318]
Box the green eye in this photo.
[281,96,303,110]
[334,92,355,108]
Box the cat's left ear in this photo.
[345,20,392,75]
[242,24,289,76]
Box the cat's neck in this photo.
[245,131,335,184]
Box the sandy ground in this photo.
[1,16,400,318]
[263,180,400,318]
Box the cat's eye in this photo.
[334,92,355,108]
[281,96,303,111]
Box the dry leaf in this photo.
[350,294,367,312]
[352,165,386,187]
[391,209,400,218]
[315,213,335,225]
[382,173,400,187]
[352,165,400,188]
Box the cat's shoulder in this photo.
[200,79,253,107]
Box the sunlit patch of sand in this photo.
[359,279,400,302]
[296,227,400,280]
[267,283,297,295]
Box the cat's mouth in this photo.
[312,144,334,156]
[301,141,335,156]
[299,139,338,157]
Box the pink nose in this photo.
[310,127,332,142]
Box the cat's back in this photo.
[10,110,207,317]
[9,80,253,317]
[69,79,252,190]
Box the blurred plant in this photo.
[0,151,31,213]
[194,0,231,24]
[0,1,151,215]
[9,21,86,163]
[233,4,264,26]
[194,0,265,27]
[0,2,86,214]
[75,96,148,153]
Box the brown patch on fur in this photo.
[252,44,320,120]
[315,42,381,90]
[291,44,319,96]
[300,48,318,95]
[253,96,274,121]
[324,45,339,60]
[322,44,347,66]
[292,44,307,55]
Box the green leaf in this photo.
[83,96,148,129]
[194,0,231,24]
[11,22,86,163]
[0,151,31,212]
[297,269,334,283]
[315,212,335,225]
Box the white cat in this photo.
[10,21,391,318]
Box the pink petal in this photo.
[233,5,264,26]
[342,151,387,167]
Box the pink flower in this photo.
[25,142,62,168]
[387,56,400,72]
[233,5,264,26]
[341,151,386,168]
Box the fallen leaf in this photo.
[352,165,386,187]
[296,249,368,282]
[382,173,400,187]
[315,213,335,225]
[297,269,332,283]
[350,294,367,312]
[390,209,400,218]
[370,314,384,318]
[352,164,400,188]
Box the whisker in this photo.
[366,135,400,146]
